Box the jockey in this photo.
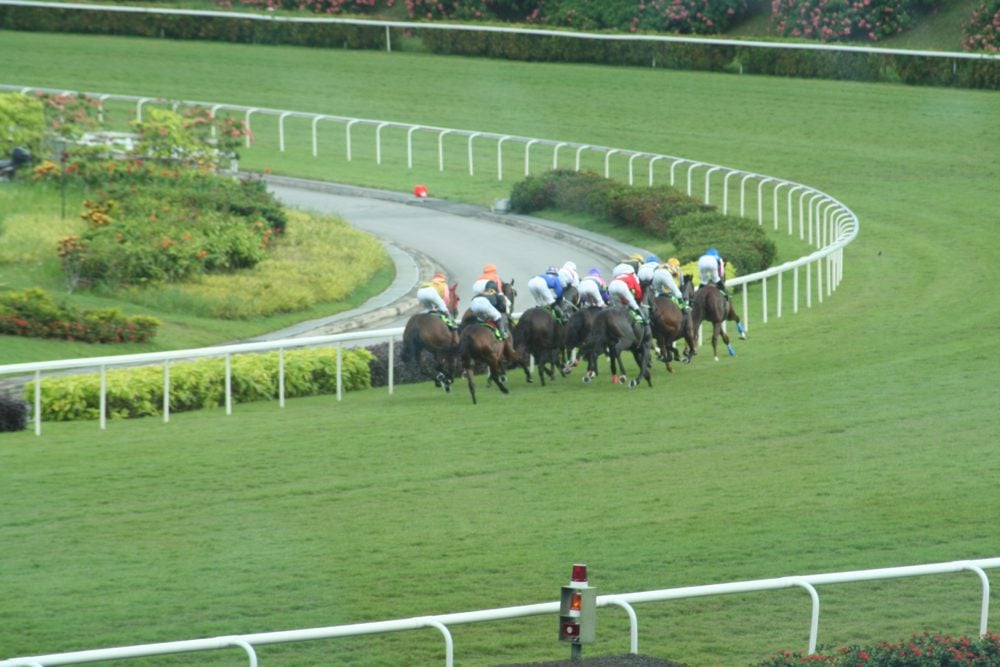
[526,265,567,324]
[558,261,580,289]
[652,258,690,312]
[608,264,647,325]
[472,263,511,311]
[469,279,509,340]
[578,267,610,307]
[697,247,729,298]
[613,252,645,278]
[416,272,457,329]
[637,254,659,290]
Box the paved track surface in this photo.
[260,175,643,340]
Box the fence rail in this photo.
[1,558,997,666]
[0,83,859,434]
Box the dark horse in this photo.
[458,314,522,404]
[401,282,460,391]
[691,283,746,361]
[647,281,697,373]
[580,306,653,388]
[562,305,601,375]
[513,306,567,386]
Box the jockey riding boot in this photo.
[631,307,646,325]
[718,282,730,299]
[496,320,508,340]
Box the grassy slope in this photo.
[1,28,999,667]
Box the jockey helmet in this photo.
[667,257,680,267]
[588,267,602,277]
[433,272,446,281]
[706,248,720,258]
[482,263,497,273]
[546,265,559,275]
[645,254,659,264]
[563,261,577,273]
[484,280,498,293]
[629,252,645,263]
[620,264,635,275]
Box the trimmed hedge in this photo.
[510,169,774,274]
[24,347,374,422]
[0,5,388,49]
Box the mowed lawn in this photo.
[2,30,1000,666]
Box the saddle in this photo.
[479,319,505,341]
[434,310,457,330]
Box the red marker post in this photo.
[559,563,597,662]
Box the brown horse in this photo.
[513,306,567,386]
[580,306,652,388]
[646,280,697,372]
[691,283,746,361]
[401,282,460,391]
[458,314,522,404]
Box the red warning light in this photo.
[571,564,588,583]
[570,592,582,612]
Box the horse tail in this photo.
[457,328,474,369]
[402,328,422,363]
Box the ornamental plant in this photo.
[0,288,160,343]
[963,0,1000,52]
[225,0,391,13]
[756,631,1000,666]
[771,0,917,42]
[0,93,45,156]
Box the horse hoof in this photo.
[727,345,736,356]
[617,375,628,385]
[582,374,592,384]
[628,379,639,389]
[499,374,508,384]
[444,384,451,393]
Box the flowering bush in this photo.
[771,0,918,42]
[0,288,160,344]
[756,631,1000,666]
[226,0,391,13]
[963,0,1000,52]
[403,0,747,33]
[0,93,45,156]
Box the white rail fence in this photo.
[0,84,859,433]
[3,0,999,64]
[1,558,997,666]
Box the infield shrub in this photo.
[670,210,776,273]
[0,394,29,433]
[0,287,160,343]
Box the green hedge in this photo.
[510,169,775,273]
[0,5,388,49]
[24,347,374,422]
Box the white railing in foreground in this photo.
[0,85,858,433]
[1,558,997,666]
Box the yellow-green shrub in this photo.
[25,347,374,422]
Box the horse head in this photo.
[448,282,460,317]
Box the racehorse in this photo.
[580,306,653,388]
[513,306,567,386]
[690,283,746,361]
[562,305,601,375]
[401,282,460,391]
[647,280,697,373]
[458,314,522,404]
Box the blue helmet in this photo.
[706,248,720,258]
[645,254,659,264]
[546,265,559,275]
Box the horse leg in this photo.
[464,366,477,404]
[490,359,510,394]
[719,322,736,357]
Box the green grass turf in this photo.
[1,29,999,666]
